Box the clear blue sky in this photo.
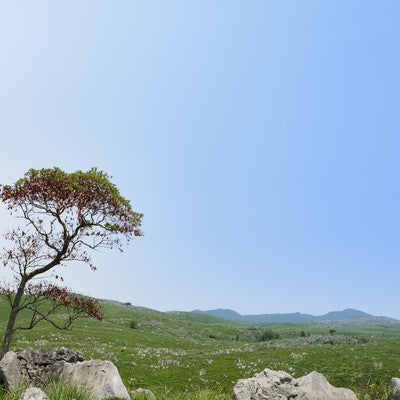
[1,2,399,318]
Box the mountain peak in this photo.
[192,308,379,323]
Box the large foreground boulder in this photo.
[0,350,23,391]
[61,360,130,400]
[233,368,357,400]
[297,371,357,400]
[0,347,84,390]
[0,348,130,400]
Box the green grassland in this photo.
[1,299,400,399]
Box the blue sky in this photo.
[1,2,399,318]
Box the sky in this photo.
[0,1,399,319]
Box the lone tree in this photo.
[0,167,143,358]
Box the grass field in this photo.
[1,299,400,399]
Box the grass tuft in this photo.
[44,379,94,400]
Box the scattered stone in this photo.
[19,387,49,400]
[131,388,157,399]
[233,368,357,400]
[392,377,400,400]
[61,359,130,400]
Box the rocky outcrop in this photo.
[0,347,84,390]
[0,348,129,400]
[61,360,130,400]
[233,368,357,400]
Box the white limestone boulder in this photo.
[60,359,130,400]
[233,368,357,400]
[0,351,23,391]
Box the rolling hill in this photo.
[1,298,400,399]
[191,308,398,324]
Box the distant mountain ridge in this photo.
[191,308,396,323]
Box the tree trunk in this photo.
[0,281,26,359]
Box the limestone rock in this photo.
[392,377,400,400]
[20,387,49,400]
[0,348,130,400]
[0,347,84,390]
[233,368,357,400]
[131,388,157,399]
[61,359,130,400]
[0,351,23,391]
[17,347,84,385]
[297,371,358,400]
[233,368,296,400]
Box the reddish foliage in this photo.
[31,283,104,321]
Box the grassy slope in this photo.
[1,299,400,398]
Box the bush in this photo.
[259,329,280,342]
[130,320,139,329]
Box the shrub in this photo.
[130,320,139,329]
[259,329,280,342]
